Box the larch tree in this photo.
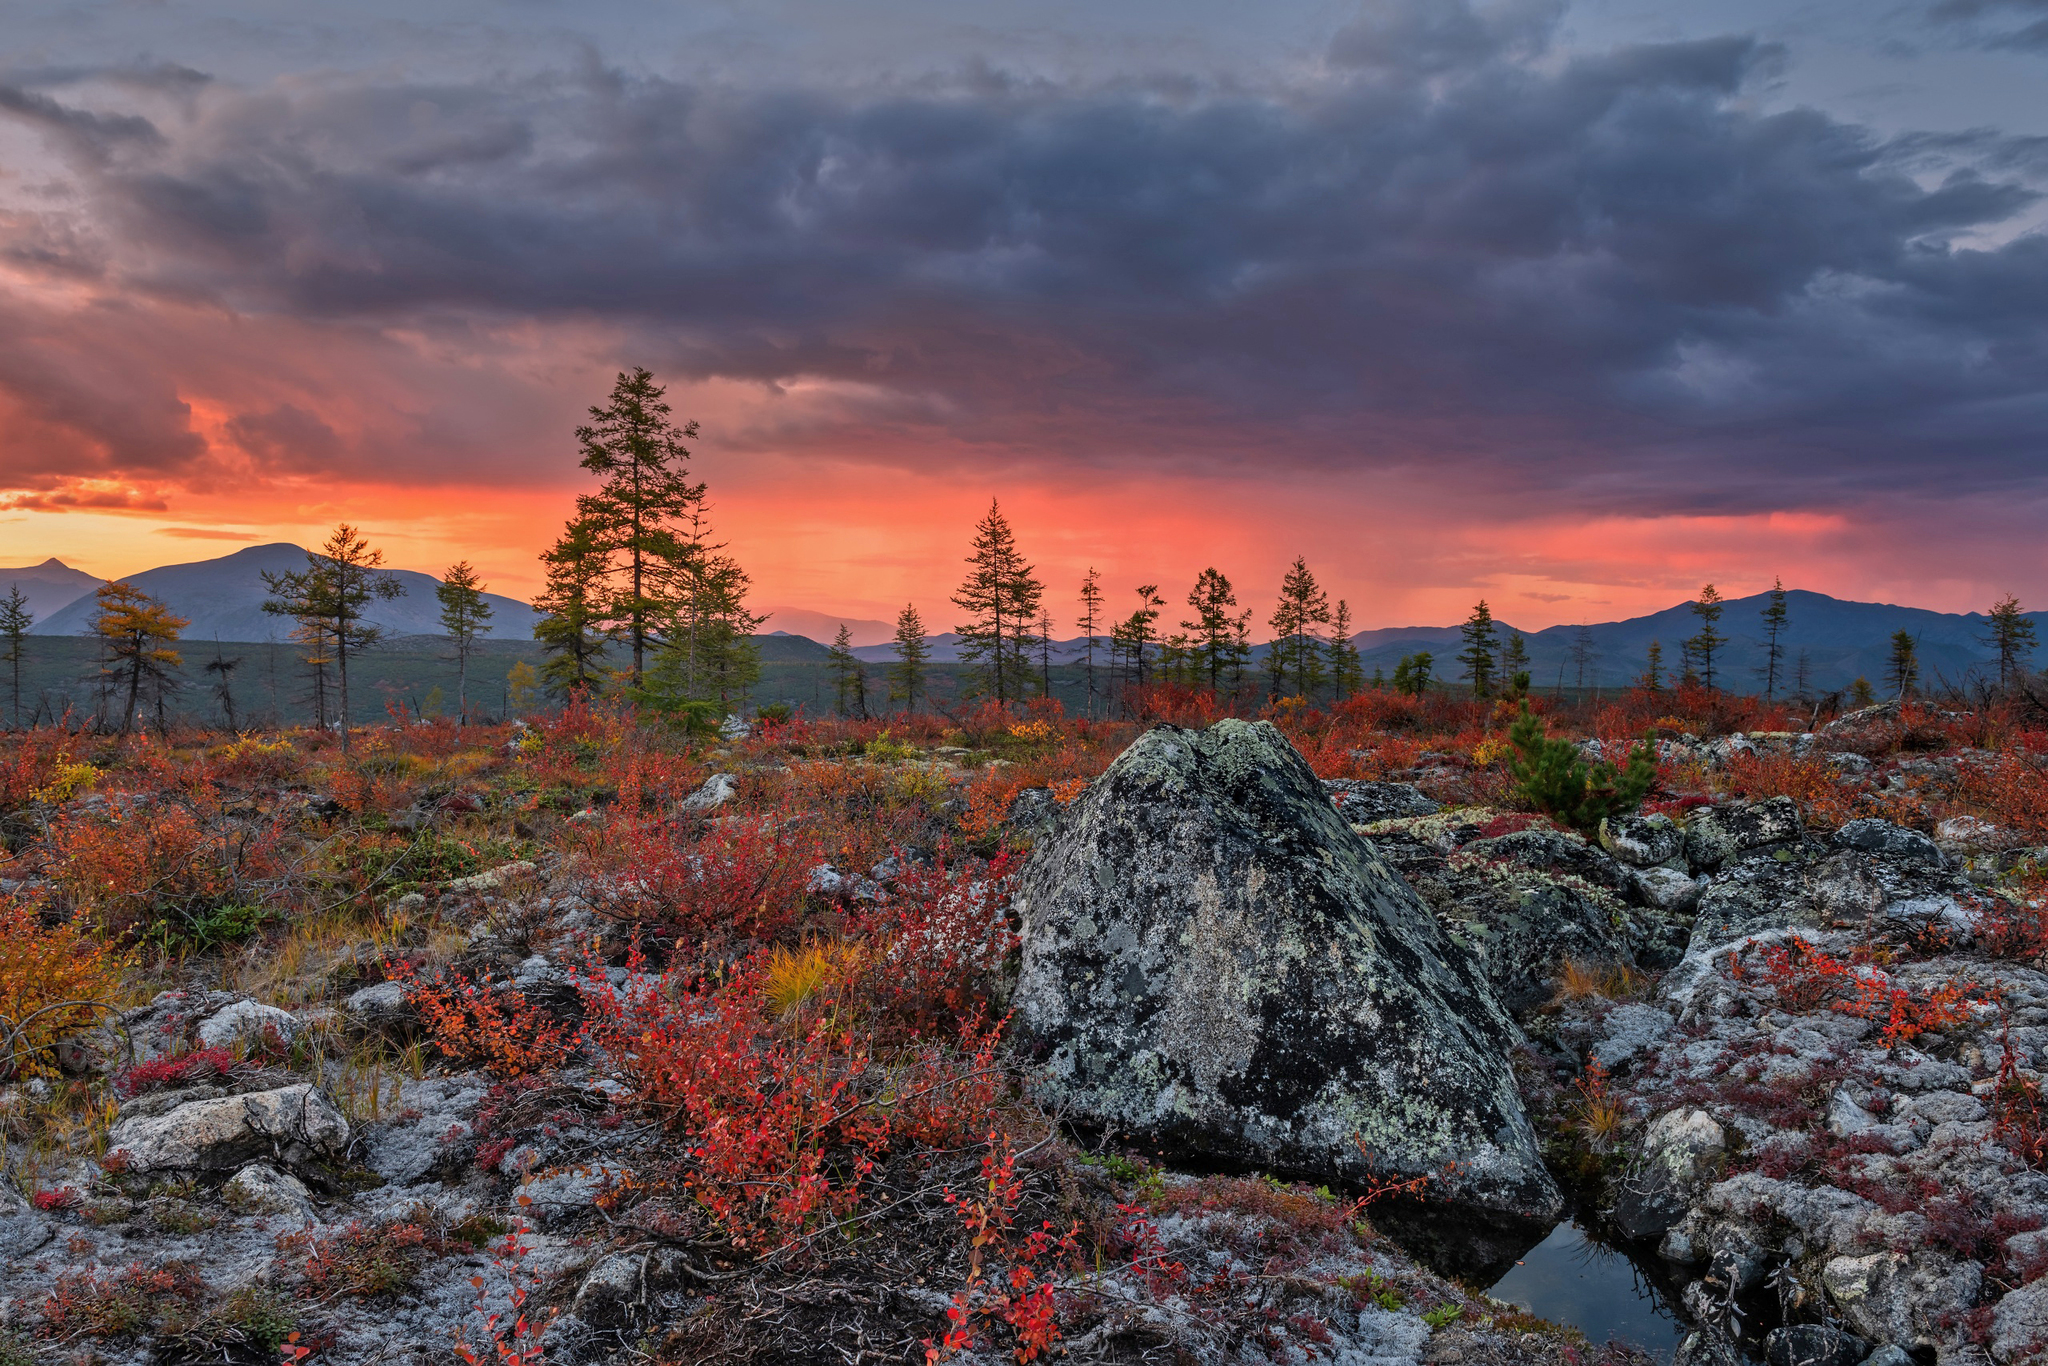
[1684,584,1727,689]
[1184,568,1250,696]
[261,524,404,749]
[1326,599,1365,700]
[827,625,864,717]
[1037,608,1058,697]
[436,560,494,724]
[533,512,614,696]
[889,604,929,713]
[1077,569,1105,716]
[1759,577,1790,700]
[0,585,31,728]
[1499,630,1531,693]
[1641,640,1665,693]
[1567,626,1600,696]
[1886,629,1920,700]
[951,499,1043,705]
[1267,558,1330,698]
[576,367,706,685]
[204,642,243,732]
[1110,585,1165,705]
[1456,600,1497,698]
[91,581,187,735]
[1984,595,2038,689]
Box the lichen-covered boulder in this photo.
[104,1082,348,1173]
[1012,720,1562,1221]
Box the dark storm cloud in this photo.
[1930,0,2048,50]
[0,0,2042,509]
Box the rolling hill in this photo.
[30,543,542,644]
[0,558,102,622]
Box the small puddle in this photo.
[1486,1220,1695,1362]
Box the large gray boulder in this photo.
[104,1082,349,1173]
[1012,720,1562,1221]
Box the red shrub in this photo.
[113,1045,244,1098]
[386,960,579,1078]
[587,814,818,945]
[925,1134,1081,1364]
[576,951,1015,1253]
[850,855,1019,1033]
[1729,937,1988,1046]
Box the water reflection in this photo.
[1486,1221,1690,1363]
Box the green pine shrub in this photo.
[1506,702,1656,833]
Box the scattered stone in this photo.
[1761,1323,1864,1366]
[221,1161,316,1217]
[1610,1108,1724,1241]
[0,1180,53,1258]
[1684,797,1804,873]
[343,980,416,1038]
[442,861,537,894]
[195,999,300,1051]
[1834,818,1944,867]
[1324,779,1439,822]
[1633,865,1706,914]
[1013,719,1561,1220]
[678,772,737,814]
[1600,813,1686,868]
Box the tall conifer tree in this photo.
[533,513,614,695]
[1984,595,2038,689]
[1077,569,1105,716]
[0,586,31,728]
[1184,568,1250,696]
[576,368,706,685]
[951,500,1043,705]
[1267,558,1330,698]
[92,581,187,735]
[889,604,929,713]
[1684,584,1728,689]
[1758,577,1790,700]
[436,561,493,723]
[262,525,404,748]
[1457,600,1498,698]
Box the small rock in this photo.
[1602,813,1685,868]
[1611,1108,1726,1240]
[1834,819,1944,867]
[678,772,737,814]
[1935,815,2010,850]
[442,861,537,894]
[343,980,416,1038]
[195,999,300,1051]
[0,1180,54,1258]
[1761,1323,1863,1366]
[221,1161,315,1217]
[1992,1279,2048,1364]
[1634,865,1706,914]
[1685,798,1804,873]
[1325,780,1440,823]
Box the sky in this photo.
[1,0,2045,632]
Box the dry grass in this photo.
[1553,958,1649,1003]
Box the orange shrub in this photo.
[48,799,289,944]
[0,897,128,1078]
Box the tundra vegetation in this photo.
[1,671,2046,1364]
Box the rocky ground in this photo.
[0,696,2044,1365]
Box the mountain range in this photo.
[5,547,2040,694]
[5,544,541,644]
